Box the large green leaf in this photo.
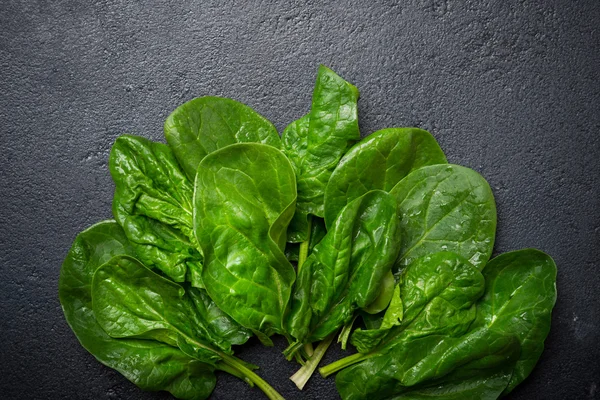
[59,221,216,400]
[194,143,297,339]
[164,96,281,181]
[330,250,556,400]
[282,65,360,242]
[92,256,251,364]
[336,326,520,400]
[474,249,557,393]
[389,164,496,271]
[324,127,447,228]
[110,135,202,286]
[350,252,485,354]
[286,190,401,344]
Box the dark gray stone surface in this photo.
[1,0,599,399]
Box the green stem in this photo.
[297,215,313,272]
[290,332,335,390]
[215,362,254,387]
[297,216,314,357]
[221,353,285,400]
[319,352,370,378]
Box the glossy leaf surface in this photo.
[324,127,447,228]
[110,135,202,286]
[286,190,401,343]
[92,256,251,364]
[59,221,216,400]
[390,164,496,271]
[351,252,485,353]
[333,250,556,399]
[164,96,281,180]
[282,65,360,241]
[194,143,297,338]
[475,249,557,393]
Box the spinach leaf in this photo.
[194,143,297,340]
[92,256,250,361]
[91,255,284,400]
[387,363,515,400]
[474,249,557,393]
[59,221,217,400]
[325,250,556,400]
[286,190,401,345]
[350,252,485,354]
[164,96,281,181]
[282,65,360,242]
[324,127,447,228]
[390,164,496,271]
[335,329,520,400]
[110,135,203,286]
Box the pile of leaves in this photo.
[59,65,557,400]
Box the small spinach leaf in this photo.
[390,164,496,271]
[164,96,281,181]
[324,127,447,228]
[282,65,360,242]
[59,221,217,400]
[286,190,401,344]
[194,143,297,339]
[110,135,202,286]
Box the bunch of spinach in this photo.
[59,64,556,400]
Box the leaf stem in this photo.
[221,353,285,400]
[297,215,314,357]
[297,215,313,273]
[319,352,370,378]
[290,332,335,390]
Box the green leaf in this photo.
[194,143,297,338]
[391,362,515,400]
[282,65,360,242]
[324,127,447,228]
[335,327,520,400]
[92,256,251,364]
[286,190,401,344]
[350,252,485,354]
[328,249,557,399]
[389,164,496,271]
[362,270,396,315]
[110,135,202,286]
[164,96,281,181]
[59,221,216,400]
[474,249,557,393]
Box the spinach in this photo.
[286,190,401,347]
[110,135,203,287]
[59,221,219,400]
[164,96,281,181]
[390,164,497,271]
[91,254,284,400]
[324,127,447,228]
[474,248,557,393]
[323,249,556,400]
[61,63,557,399]
[282,65,360,242]
[350,252,485,354]
[193,143,297,341]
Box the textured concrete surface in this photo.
[1,1,599,399]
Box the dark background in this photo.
[1,1,598,399]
